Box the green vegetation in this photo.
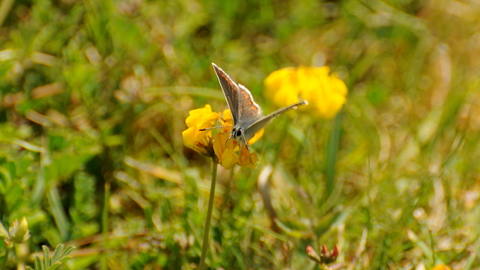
[27,244,75,270]
[1,0,479,269]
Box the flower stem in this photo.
[101,182,110,270]
[219,169,234,222]
[198,160,218,270]
[325,113,341,196]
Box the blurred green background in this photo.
[1,0,480,269]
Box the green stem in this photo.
[198,160,218,270]
[325,113,341,196]
[101,182,110,270]
[219,169,234,222]
[1,247,9,270]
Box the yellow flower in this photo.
[213,109,262,169]
[213,132,239,169]
[238,144,259,169]
[264,67,302,107]
[182,105,219,156]
[219,109,234,134]
[264,66,347,119]
[212,132,260,169]
[431,265,451,270]
[183,106,263,169]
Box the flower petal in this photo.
[264,66,347,119]
[214,133,239,169]
[238,145,259,169]
[183,104,220,156]
[247,128,264,145]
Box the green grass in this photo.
[1,0,479,269]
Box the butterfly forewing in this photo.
[212,63,240,123]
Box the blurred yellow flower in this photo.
[431,265,451,270]
[182,105,218,156]
[264,66,347,119]
[183,106,263,169]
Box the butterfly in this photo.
[201,63,308,150]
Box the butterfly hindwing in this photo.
[236,84,262,127]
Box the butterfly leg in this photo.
[242,134,250,150]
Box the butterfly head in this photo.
[231,126,243,140]
[230,125,254,150]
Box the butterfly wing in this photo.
[212,63,241,124]
[244,100,308,140]
[236,84,262,127]
[212,63,262,127]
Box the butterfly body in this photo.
[211,63,307,149]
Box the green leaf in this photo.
[51,244,64,264]
[47,261,63,270]
[60,245,75,258]
[42,245,50,269]
[28,245,75,270]
[34,256,42,270]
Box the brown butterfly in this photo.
[202,63,308,149]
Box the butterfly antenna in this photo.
[199,125,233,131]
[241,134,250,150]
